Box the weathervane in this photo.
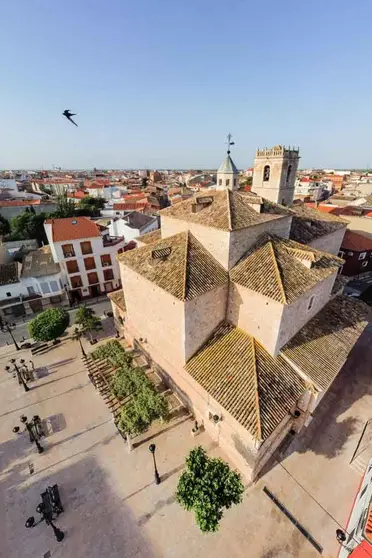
[226,133,235,155]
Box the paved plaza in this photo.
[0,326,372,558]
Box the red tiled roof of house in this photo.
[113,202,149,211]
[0,199,41,207]
[122,193,148,201]
[67,190,88,200]
[341,230,372,251]
[44,216,104,242]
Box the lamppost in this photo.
[0,317,20,350]
[13,414,44,453]
[25,495,64,542]
[9,358,30,392]
[149,444,161,485]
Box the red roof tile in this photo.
[0,199,41,207]
[341,230,372,251]
[113,202,149,211]
[44,217,104,242]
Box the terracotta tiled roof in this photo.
[0,199,41,207]
[282,296,370,391]
[160,190,292,232]
[341,230,372,251]
[44,217,103,242]
[185,323,306,440]
[107,289,126,312]
[230,234,343,304]
[113,202,149,211]
[118,231,228,301]
[136,229,162,245]
[0,262,20,285]
[290,203,347,244]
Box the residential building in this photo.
[109,147,368,481]
[252,145,300,205]
[108,212,158,243]
[0,199,57,220]
[44,216,126,302]
[294,178,326,201]
[0,246,67,319]
[338,231,372,277]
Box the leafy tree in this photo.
[9,211,48,245]
[176,446,244,533]
[111,365,151,399]
[74,306,103,341]
[78,196,105,211]
[28,308,70,342]
[118,387,169,435]
[0,215,10,236]
[52,193,76,218]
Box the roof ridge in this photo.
[251,338,262,441]
[268,240,287,304]
[182,231,189,301]
[227,190,232,231]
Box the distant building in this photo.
[150,171,162,183]
[44,217,126,302]
[108,212,158,244]
[294,178,325,201]
[0,199,57,220]
[339,230,372,277]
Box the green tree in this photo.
[52,193,76,218]
[176,446,244,533]
[74,306,103,342]
[28,308,70,342]
[9,211,48,245]
[0,215,10,236]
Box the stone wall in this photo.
[227,282,284,355]
[277,273,337,353]
[120,264,186,368]
[308,227,346,256]
[161,215,230,269]
[184,285,228,361]
[228,216,292,269]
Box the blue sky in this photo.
[1,0,371,169]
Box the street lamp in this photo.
[149,444,161,485]
[25,492,64,542]
[13,415,44,454]
[9,358,30,392]
[0,317,20,350]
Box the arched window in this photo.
[286,164,292,184]
[263,165,270,182]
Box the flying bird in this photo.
[62,110,78,127]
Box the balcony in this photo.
[102,235,124,248]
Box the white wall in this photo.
[51,233,125,293]
[109,217,158,243]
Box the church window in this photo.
[226,179,230,186]
[234,179,237,186]
[307,295,316,311]
[263,165,270,182]
[219,179,222,186]
[286,164,292,184]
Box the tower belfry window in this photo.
[286,164,292,184]
[263,165,270,182]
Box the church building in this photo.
[110,143,369,480]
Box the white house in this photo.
[294,178,325,201]
[0,246,67,319]
[44,216,126,302]
[108,212,158,244]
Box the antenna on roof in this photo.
[226,133,235,155]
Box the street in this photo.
[0,298,112,348]
[1,327,372,557]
